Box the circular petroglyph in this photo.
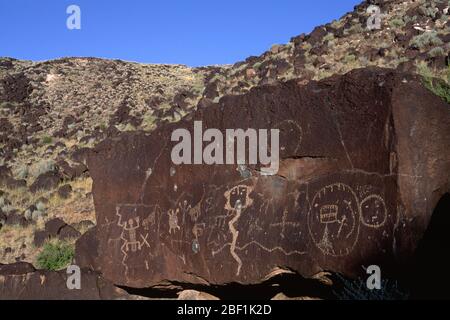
[274,120,303,156]
[360,194,387,228]
[308,183,360,257]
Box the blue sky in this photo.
[0,0,361,66]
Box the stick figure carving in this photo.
[118,215,150,253]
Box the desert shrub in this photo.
[253,62,262,69]
[323,33,335,42]
[417,62,450,103]
[344,23,364,35]
[31,159,56,177]
[389,18,405,28]
[333,274,409,300]
[41,135,53,144]
[26,201,46,220]
[344,54,357,64]
[141,112,157,131]
[14,164,29,180]
[410,31,443,49]
[36,241,74,271]
[419,4,438,18]
[428,46,445,57]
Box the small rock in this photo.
[30,171,62,193]
[45,218,67,237]
[5,213,29,227]
[33,230,50,247]
[58,225,81,240]
[57,184,72,199]
[177,290,220,300]
[72,220,95,232]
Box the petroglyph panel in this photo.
[87,69,449,287]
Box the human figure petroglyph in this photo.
[223,184,254,276]
[118,216,151,253]
[270,208,301,239]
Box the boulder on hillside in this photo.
[30,171,63,193]
[87,67,450,288]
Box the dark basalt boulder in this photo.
[34,218,81,246]
[4,177,27,189]
[58,225,81,240]
[30,171,63,193]
[0,264,130,300]
[87,68,450,288]
[45,218,68,236]
[74,227,101,272]
[0,165,12,184]
[57,184,72,199]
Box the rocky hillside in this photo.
[0,0,449,299]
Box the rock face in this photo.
[87,68,450,288]
[0,262,130,300]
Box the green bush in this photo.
[344,54,357,64]
[410,31,443,49]
[419,4,438,18]
[417,63,450,104]
[428,47,445,57]
[42,136,53,144]
[36,241,74,271]
[389,18,405,28]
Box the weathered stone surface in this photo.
[33,230,50,247]
[45,218,67,237]
[87,68,450,288]
[0,263,130,300]
[59,225,81,240]
[74,227,101,272]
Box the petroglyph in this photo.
[116,204,153,274]
[360,194,387,228]
[236,241,306,256]
[270,208,301,239]
[168,208,181,234]
[308,183,360,257]
[223,184,254,275]
[275,119,303,155]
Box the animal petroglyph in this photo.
[308,183,360,257]
[360,194,387,228]
[168,208,181,234]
